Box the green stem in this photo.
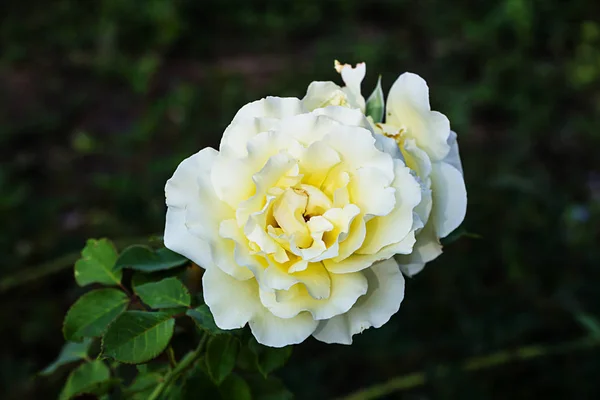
[0,235,160,294]
[166,345,177,369]
[148,334,208,400]
[337,335,600,400]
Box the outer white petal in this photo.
[430,161,467,238]
[203,266,262,330]
[386,72,451,161]
[232,96,305,122]
[443,130,463,174]
[219,97,304,158]
[334,61,366,112]
[313,258,405,344]
[164,148,233,269]
[203,266,318,348]
[249,310,318,348]
[164,207,212,269]
[396,221,443,277]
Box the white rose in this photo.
[164,97,425,346]
[377,73,467,276]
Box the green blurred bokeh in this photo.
[1,0,600,398]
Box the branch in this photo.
[0,235,160,294]
[337,335,600,400]
[148,334,208,400]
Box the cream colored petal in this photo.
[334,61,366,112]
[249,310,318,348]
[236,151,300,227]
[302,81,349,111]
[374,133,403,160]
[325,220,418,274]
[312,106,373,133]
[260,270,367,320]
[348,167,396,217]
[396,221,443,276]
[290,261,332,300]
[401,136,432,183]
[358,159,422,254]
[165,148,233,269]
[211,155,255,209]
[443,130,463,174]
[203,266,317,348]
[430,161,467,238]
[313,258,405,344]
[203,266,262,330]
[261,258,331,300]
[386,72,451,161]
[328,213,366,264]
[219,117,279,158]
[218,219,264,280]
[164,207,212,269]
[232,96,305,123]
[298,142,341,189]
[322,126,395,183]
[335,61,366,94]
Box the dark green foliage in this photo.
[114,245,188,272]
[102,311,175,364]
[63,289,129,341]
[133,277,191,309]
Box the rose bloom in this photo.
[302,62,467,276]
[164,98,426,347]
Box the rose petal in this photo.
[260,269,367,320]
[430,161,467,238]
[203,266,318,348]
[358,159,422,254]
[313,258,405,344]
[386,72,451,161]
[396,220,443,277]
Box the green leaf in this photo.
[63,289,129,342]
[187,304,227,335]
[219,373,252,400]
[74,238,122,287]
[131,267,187,288]
[102,311,175,364]
[249,338,293,378]
[205,335,240,384]
[59,360,112,400]
[40,338,94,375]
[365,75,384,123]
[182,364,221,399]
[123,372,162,399]
[114,245,188,272]
[133,277,191,309]
[247,375,294,400]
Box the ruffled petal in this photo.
[203,266,318,348]
[313,258,405,344]
[396,221,443,276]
[386,73,451,161]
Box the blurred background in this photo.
[1,0,600,398]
